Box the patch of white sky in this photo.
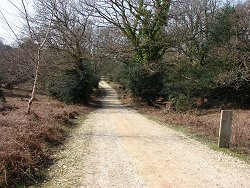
[0,0,247,45]
[0,0,34,45]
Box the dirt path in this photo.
[42,81,250,188]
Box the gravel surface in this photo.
[41,81,250,188]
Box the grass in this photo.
[109,81,250,162]
[0,87,95,187]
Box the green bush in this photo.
[169,94,191,112]
[46,64,99,104]
[120,64,164,103]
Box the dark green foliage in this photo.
[160,3,250,110]
[46,63,99,104]
[120,64,164,103]
[164,59,220,96]
[161,59,219,110]
[209,4,236,45]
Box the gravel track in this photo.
[41,81,250,188]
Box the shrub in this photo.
[161,58,222,110]
[46,63,99,104]
[169,94,191,112]
[120,64,164,103]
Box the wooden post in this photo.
[218,110,233,148]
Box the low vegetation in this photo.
[0,88,94,187]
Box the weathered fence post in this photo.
[218,110,233,148]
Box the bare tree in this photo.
[168,0,220,65]
[0,0,56,113]
[89,26,131,77]
[22,0,56,113]
[35,0,95,69]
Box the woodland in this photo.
[0,0,249,187]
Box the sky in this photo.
[0,0,33,45]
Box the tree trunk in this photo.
[27,49,41,114]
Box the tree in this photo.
[35,0,94,69]
[81,0,172,103]
[0,0,57,113]
[22,0,56,113]
[168,0,220,65]
[34,0,100,104]
[161,0,250,108]
[90,26,131,78]
[85,0,171,66]
[209,2,250,90]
